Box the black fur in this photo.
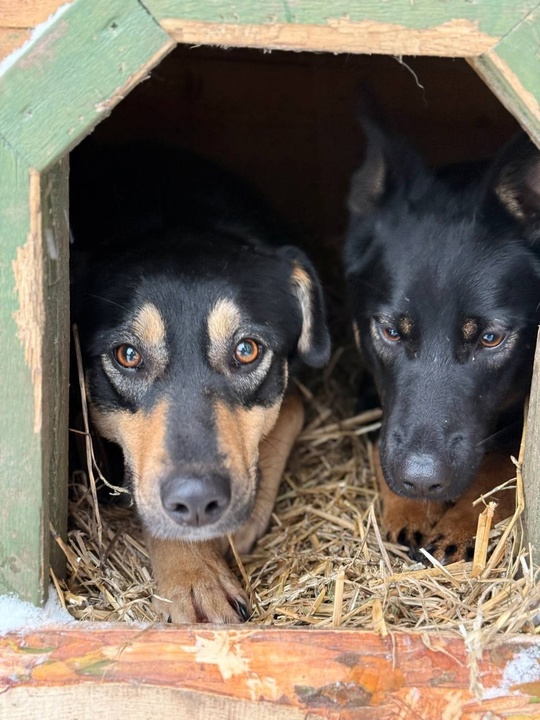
[70,141,330,541]
[345,122,540,502]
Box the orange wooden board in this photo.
[1,626,539,718]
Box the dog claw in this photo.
[234,599,251,622]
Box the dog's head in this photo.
[345,123,540,502]
[77,232,329,540]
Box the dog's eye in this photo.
[114,344,144,369]
[379,326,401,344]
[233,338,260,365]
[480,332,506,349]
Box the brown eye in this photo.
[380,326,401,343]
[114,344,143,369]
[234,338,260,365]
[480,332,506,349]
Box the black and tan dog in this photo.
[345,120,540,561]
[70,143,330,623]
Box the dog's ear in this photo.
[279,246,331,368]
[348,119,428,216]
[484,133,540,243]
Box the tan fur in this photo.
[234,390,305,553]
[291,264,313,357]
[91,400,170,518]
[214,398,281,481]
[132,303,167,348]
[374,445,445,541]
[352,320,361,351]
[207,297,241,366]
[147,534,248,623]
[462,318,478,342]
[398,315,414,337]
[375,443,515,561]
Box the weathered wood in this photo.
[0,0,174,172]
[160,17,497,57]
[1,626,539,718]
[0,28,30,62]
[0,143,47,603]
[0,0,68,28]
[522,330,540,556]
[142,0,537,39]
[41,157,70,579]
[469,4,540,148]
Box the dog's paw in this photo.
[382,496,445,557]
[153,571,251,624]
[148,537,251,624]
[414,531,476,565]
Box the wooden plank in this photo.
[523,330,540,556]
[0,1,68,28]
[1,626,539,718]
[0,28,30,62]
[142,0,536,56]
[40,156,70,579]
[0,0,174,172]
[0,142,47,604]
[469,4,540,146]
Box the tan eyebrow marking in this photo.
[291,264,313,356]
[462,318,478,341]
[398,315,414,337]
[207,297,242,366]
[132,303,167,348]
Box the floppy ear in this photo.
[348,118,429,217]
[279,246,331,368]
[484,132,540,243]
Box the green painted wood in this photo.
[470,5,540,146]
[142,0,535,37]
[41,157,70,580]
[523,332,540,556]
[0,0,174,172]
[0,141,46,604]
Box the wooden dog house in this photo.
[1,1,540,716]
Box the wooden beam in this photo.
[0,1,69,28]
[469,4,540,146]
[1,626,539,717]
[0,0,174,172]
[142,0,537,56]
[0,143,46,603]
[523,331,540,556]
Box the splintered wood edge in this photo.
[161,18,498,57]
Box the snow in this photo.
[0,586,74,635]
[482,645,540,699]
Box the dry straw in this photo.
[53,341,540,648]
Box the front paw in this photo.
[148,536,251,624]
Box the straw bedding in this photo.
[54,342,540,648]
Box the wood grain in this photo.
[0,144,46,603]
[1,626,539,718]
[0,0,174,171]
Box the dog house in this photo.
[2,0,540,716]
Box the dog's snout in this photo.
[161,475,231,527]
[400,452,448,498]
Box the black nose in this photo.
[399,452,448,498]
[160,475,231,527]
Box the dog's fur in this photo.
[345,121,540,561]
[70,142,330,622]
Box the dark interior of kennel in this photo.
[77,46,518,250]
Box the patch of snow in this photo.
[482,645,540,699]
[0,586,75,635]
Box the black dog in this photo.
[345,120,540,560]
[70,142,330,622]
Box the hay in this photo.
[54,343,540,646]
